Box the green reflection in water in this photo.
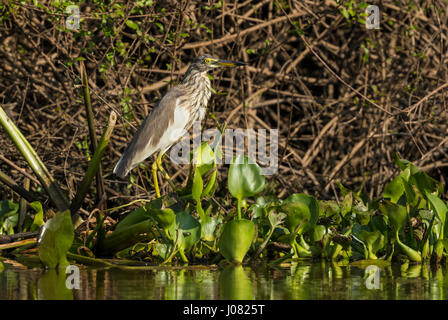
[219,265,254,300]
[0,262,447,300]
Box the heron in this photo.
[113,54,246,197]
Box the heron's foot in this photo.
[156,154,170,180]
[156,153,177,191]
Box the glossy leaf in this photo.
[379,200,407,231]
[411,171,442,197]
[191,167,203,202]
[38,210,74,268]
[401,177,416,205]
[192,142,216,176]
[425,192,446,226]
[200,215,221,242]
[282,193,319,235]
[228,155,265,201]
[312,225,326,242]
[0,200,19,234]
[383,175,404,203]
[170,210,201,252]
[114,199,162,232]
[218,219,255,263]
[151,207,176,230]
[30,201,45,232]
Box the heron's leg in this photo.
[152,160,161,198]
[156,151,170,180]
[156,151,177,190]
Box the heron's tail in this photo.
[113,155,130,179]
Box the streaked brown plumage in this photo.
[113,54,246,179]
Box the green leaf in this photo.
[150,207,176,231]
[341,192,352,217]
[38,210,74,268]
[114,199,162,232]
[228,155,265,201]
[411,171,441,196]
[282,193,319,235]
[393,155,420,175]
[337,182,352,197]
[0,200,19,234]
[218,219,255,263]
[192,142,215,176]
[0,200,19,218]
[125,20,139,30]
[358,230,384,259]
[383,175,404,203]
[312,225,326,242]
[319,200,340,217]
[379,200,407,231]
[170,210,201,252]
[200,215,222,242]
[192,168,203,201]
[30,201,45,232]
[401,177,416,205]
[353,201,371,225]
[425,192,447,236]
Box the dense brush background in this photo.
[1,0,448,214]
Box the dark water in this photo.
[0,260,447,300]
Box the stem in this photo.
[395,229,422,262]
[0,169,41,203]
[18,178,29,232]
[70,111,117,214]
[0,238,37,251]
[250,226,275,261]
[67,252,116,267]
[80,62,106,210]
[237,199,242,220]
[0,106,69,212]
[96,218,153,256]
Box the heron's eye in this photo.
[204,58,211,64]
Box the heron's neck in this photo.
[180,69,211,99]
[180,69,211,115]
[181,68,209,87]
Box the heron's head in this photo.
[189,54,247,72]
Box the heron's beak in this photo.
[213,59,247,67]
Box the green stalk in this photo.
[96,219,154,256]
[80,62,106,210]
[395,230,422,262]
[0,106,69,212]
[18,178,30,232]
[250,225,276,261]
[67,252,117,267]
[70,111,117,214]
[237,199,242,220]
[330,243,343,260]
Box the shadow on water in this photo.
[0,261,447,300]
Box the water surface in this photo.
[0,260,446,299]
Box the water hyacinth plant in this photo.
[1,101,448,267]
